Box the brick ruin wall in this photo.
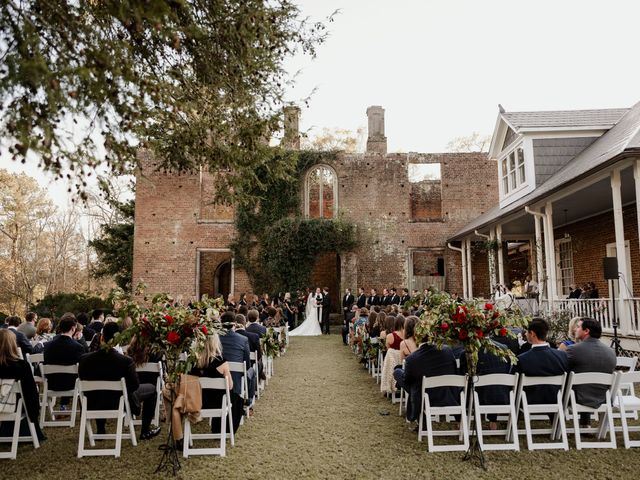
[132,151,498,301]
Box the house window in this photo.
[305,165,337,218]
[555,237,574,297]
[500,145,526,195]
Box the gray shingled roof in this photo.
[503,108,629,130]
[450,101,640,240]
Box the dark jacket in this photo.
[237,329,261,358]
[43,334,86,391]
[78,348,139,410]
[460,343,513,406]
[395,343,460,421]
[246,322,267,337]
[219,330,250,396]
[512,345,568,404]
[8,327,33,357]
[0,359,40,422]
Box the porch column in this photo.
[496,224,505,287]
[612,168,631,333]
[534,213,545,301]
[544,201,558,301]
[465,238,474,298]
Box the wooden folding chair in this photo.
[183,377,233,457]
[77,378,137,458]
[418,374,469,452]
[0,380,40,459]
[471,373,520,451]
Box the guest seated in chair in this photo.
[0,330,46,442]
[78,322,160,440]
[399,316,419,362]
[393,338,459,423]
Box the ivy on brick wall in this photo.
[230,149,358,294]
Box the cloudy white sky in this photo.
[285,0,640,152]
[3,0,640,206]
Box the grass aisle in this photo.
[5,336,640,479]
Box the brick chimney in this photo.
[283,105,301,150]
[366,105,387,154]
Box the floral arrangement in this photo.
[415,289,529,376]
[262,328,281,358]
[112,285,224,382]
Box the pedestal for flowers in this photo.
[415,289,528,468]
[114,290,223,475]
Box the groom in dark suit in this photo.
[321,287,331,335]
[342,288,354,321]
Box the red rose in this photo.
[476,329,484,338]
[183,326,193,337]
[499,327,508,337]
[140,328,150,338]
[458,328,468,340]
[492,311,499,319]
[167,331,181,345]
[201,325,208,335]
[485,303,493,310]
[164,314,174,325]
[441,322,449,330]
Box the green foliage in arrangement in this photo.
[31,292,113,319]
[231,150,359,293]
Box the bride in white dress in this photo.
[289,289,322,336]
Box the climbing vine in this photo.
[230,149,359,294]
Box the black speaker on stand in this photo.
[603,257,621,355]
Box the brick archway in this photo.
[310,252,340,312]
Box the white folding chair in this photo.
[617,356,638,397]
[375,348,383,384]
[612,371,640,448]
[565,371,618,449]
[25,353,44,387]
[418,375,469,452]
[472,373,519,451]
[183,377,233,457]
[227,361,251,422]
[513,373,568,451]
[40,364,79,427]
[133,362,163,427]
[399,360,408,416]
[250,351,262,399]
[77,378,137,458]
[265,356,274,381]
[0,380,40,459]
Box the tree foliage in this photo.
[231,150,358,293]
[31,292,112,320]
[301,127,365,153]
[0,0,329,201]
[88,181,134,292]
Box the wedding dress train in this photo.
[289,293,322,337]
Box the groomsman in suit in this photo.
[381,288,391,306]
[367,288,379,308]
[390,288,401,305]
[356,287,367,309]
[342,288,354,321]
[511,318,567,405]
[400,288,411,306]
[321,287,331,335]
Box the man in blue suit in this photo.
[511,318,568,404]
[218,311,254,433]
[394,341,460,423]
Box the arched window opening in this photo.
[305,165,337,218]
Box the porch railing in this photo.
[623,298,640,335]
[540,298,613,332]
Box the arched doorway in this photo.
[215,260,232,300]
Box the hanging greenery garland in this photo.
[230,149,358,294]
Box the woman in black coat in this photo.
[0,329,46,441]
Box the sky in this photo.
[3,0,640,207]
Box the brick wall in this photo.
[133,150,498,300]
[555,205,640,297]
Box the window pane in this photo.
[308,168,320,218]
[510,170,516,189]
[509,152,515,171]
[503,175,509,193]
[517,148,525,183]
[321,167,335,218]
[517,148,524,166]
[501,158,507,176]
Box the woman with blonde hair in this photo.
[559,316,581,351]
[0,330,46,441]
